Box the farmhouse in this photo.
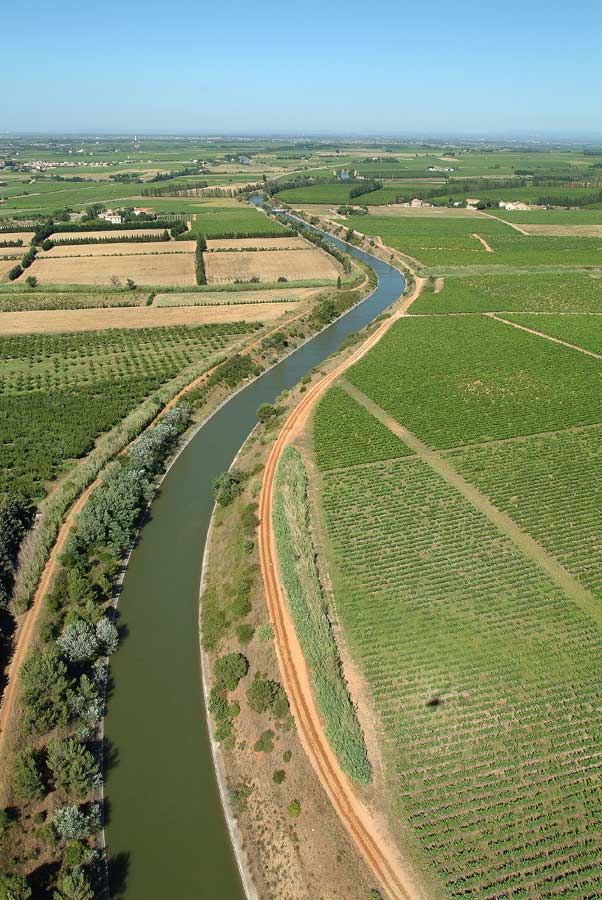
[499,200,535,211]
[99,209,123,224]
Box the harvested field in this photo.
[50,228,169,242]
[362,206,485,218]
[45,240,197,257]
[155,287,316,306]
[205,247,341,285]
[0,231,34,243]
[0,247,23,257]
[0,302,301,335]
[520,223,602,237]
[19,253,197,287]
[206,236,309,250]
[0,261,16,282]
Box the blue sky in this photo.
[2,0,601,135]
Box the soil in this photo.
[471,233,495,252]
[205,248,341,285]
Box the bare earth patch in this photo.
[0,261,17,282]
[434,277,444,294]
[472,233,495,252]
[206,236,309,250]
[205,247,341,285]
[45,240,197,257]
[520,223,602,237]
[0,302,303,335]
[0,247,23,258]
[50,228,169,242]
[18,253,197,287]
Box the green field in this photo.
[411,273,602,314]
[0,322,259,499]
[187,206,289,237]
[501,311,602,354]
[346,315,602,446]
[308,300,602,897]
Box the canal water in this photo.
[103,210,406,898]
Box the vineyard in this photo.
[0,290,148,312]
[411,272,602,314]
[448,426,602,600]
[312,386,411,470]
[315,452,602,899]
[0,322,260,498]
[500,311,602,354]
[187,206,289,237]
[346,315,602,447]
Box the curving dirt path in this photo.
[258,273,428,900]
[472,233,494,252]
[0,303,316,753]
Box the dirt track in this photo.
[0,302,312,754]
[258,273,427,900]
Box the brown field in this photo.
[50,228,169,242]
[206,236,309,251]
[0,302,302,335]
[0,247,23,258]
[155,287,317,306]
[45,240,197,258]
[519,223,602,237]
[0,232,34,243]
[294,204,484,219]
[0,261,17,282]
[19,253,196,287]
[205,247,341,284]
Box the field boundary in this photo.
[339,379,601,624]
[487,312,602,360]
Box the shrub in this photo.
[288,799,301,818]
[20,649,71,734]
[0,809,10,839]
[236,623,254,645]
[57,620,99,663]
[257,623,274,642]
[246,672,288,717]
[213,653,249,692]
[256,403,277,423]
[272,769,286,784]
[283,750,292,763]
[25,275,37,288]
[12,747,45,801]
[0,875,31,900]
[96,616,119,655]
[213,469,245,506]
[231,782,254,815]
[53,803,100,840]
[126,278,137,290]
[53,870,94,900]
[46,738,101,799]
[8,265,23,281]
[254,729,275,752]
[62,838,97,869]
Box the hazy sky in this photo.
[2,0,601,135]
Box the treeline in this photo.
[348,179,383,199]
[196,236,207,285]
[43,231,172,248]
[176,228,296,241]
[32,218,176,244]
[148,166,205,183]
[0,239,24,248]
[4,404,192,898]
[142,181,208,198]
[8,246,37,281]
[0,496,32,675]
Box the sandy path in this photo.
[434,277,444,294]
[340,380,601,623]
[0,303,312,753]
[472,233,494,252]
[487,313,602,361]
[258,274,428,900]
[478,212,530,236]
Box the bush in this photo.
[53,870,94,900]
[46,738,101,799]
[213,653,249,692]
[20,649,71,734]
[257,403,277,423]
[256,623,274,642]
[57,620,98,663]
[246,672,288,718]
[8,265,23,281]
[53,803,100,840]
[283,750,292,763]
[96,616,119,655]
[272,769,286,784]
[0,875,31,900]
[25,275,37,288]
[12,747,45,801]
[231,782,254,815]
[254,729,275,752]
[236,623,254,645]
[213,469,245,506]
[288,799,301,817]
[126,278,136,290]
[0,809,10,839]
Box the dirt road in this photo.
[258,274,428,900]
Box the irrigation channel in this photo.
[103,203,406,899]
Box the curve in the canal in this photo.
[103,206,406,899]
